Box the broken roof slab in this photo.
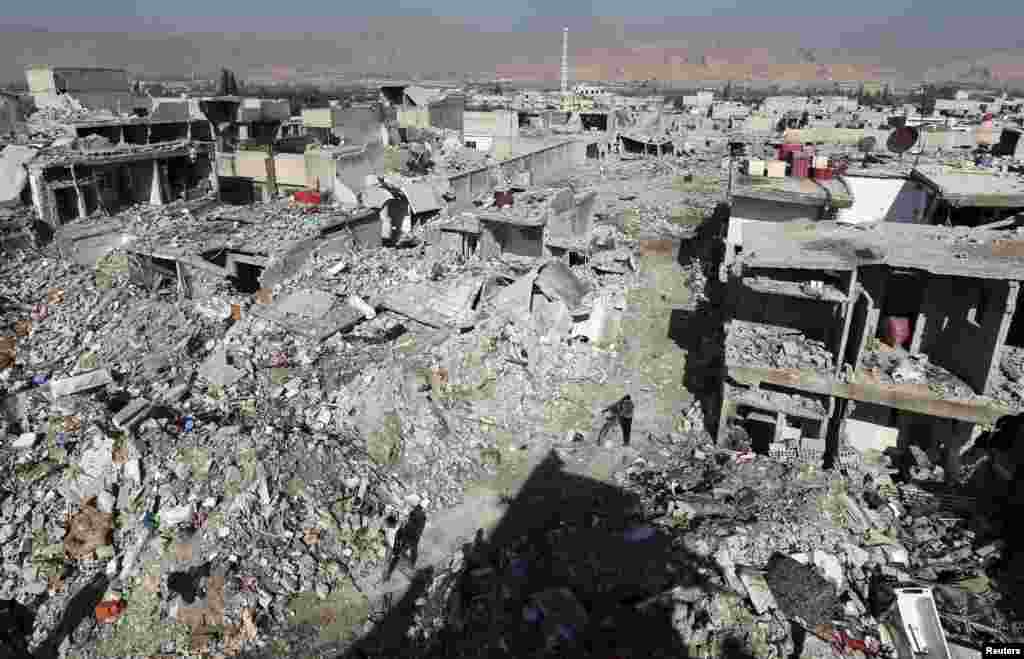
[731,175,853,209]
[912,168,1024,208]
[734,220,1024,280]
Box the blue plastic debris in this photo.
[523,605,543,624]
[510,558,529,578]
[624,525,655,543]
[55,432,66,447]
[32,374,48,386]
[556,624,576,642]
[177,416,195,433]
[143,512,159,530]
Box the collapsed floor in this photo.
[0,152,1021,659]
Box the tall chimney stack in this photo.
[560,27,569,95]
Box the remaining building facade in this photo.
[463,109,519,157]
[719,168,1024,481]
[0,91,24,135]
[25,66,140,114]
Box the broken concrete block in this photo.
[737,567,777,614]
[277,289,335,319]
[141,352,171,375]
[161,504,193,527]
[12,432,37,449]
[50,369,112,398]
[198,348,244,388]
[113,399,151,430]
[811,550,845,592]
[162,382,190,404]
[347,295,376,320]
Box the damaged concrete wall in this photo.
[917,276,1019,395]
[731,198,823,223]
[428,95,465,134]
[335,104,384,147]
[27,66,138,114]
[0,94,23,135]
[272,154,310,188]
[447,140,585,211]
[479,222,545,259]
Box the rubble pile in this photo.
[726,320,835,372]
[334,433,1018,659]
[2,139,1021,659]
[859,347,978,399]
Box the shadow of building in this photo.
[242,450,729,659]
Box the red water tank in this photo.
[293,190,322,205]
[777,143,802,161]
[792,154,811,178]
[494,190,514,208]
[884,317,911,348]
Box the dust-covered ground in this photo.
[2,150,1021,659]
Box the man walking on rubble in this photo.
[383,504,428,581]
[598,395,634,446]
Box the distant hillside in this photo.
[2,18,1024,89]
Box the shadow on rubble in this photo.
[249,451,731,659]
[341,450,724,659]
[671,201,731,440]
[32,572,109,659]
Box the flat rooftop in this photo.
[912,167,1024,207]
[733,219,1024,280]
[731,175,853,209]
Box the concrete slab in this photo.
[0,145,35,207]
[50,369,113,398]
[276,289,335,319]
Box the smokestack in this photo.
[560,27,569,95]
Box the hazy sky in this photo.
[2,0,1019,27]
[2,0,1022,82]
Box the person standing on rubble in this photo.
[598,395,634,446]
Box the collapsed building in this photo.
[25,116,216,231]
[721,164,1024,487]
[25,66,141,116]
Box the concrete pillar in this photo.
[149,159,164,206]
[945,420,971,484]
[28,169,47,223]
[74,187,88,220]
[380,206,391,240]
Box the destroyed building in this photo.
[25,116,216,229]
[380,84,465,136]
[0,91,25,137]
[720,209,1024,484]
[25,66,142,115]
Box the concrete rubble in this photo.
[1,80,1023,659]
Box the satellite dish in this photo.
[886,126,919,154]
